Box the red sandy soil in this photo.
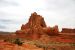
[0,40,43,50]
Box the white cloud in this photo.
[0,0,75,32]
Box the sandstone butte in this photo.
[16,12,59,39]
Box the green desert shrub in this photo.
[13,38,23,46]
[71,43,75,46]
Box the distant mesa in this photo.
[61,28,75,33]
[16,12,59,39]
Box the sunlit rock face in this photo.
[21,12,46,30]
[16,12,59,39]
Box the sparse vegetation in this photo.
[13,38,23,46]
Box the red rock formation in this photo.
[16,12,59,39]
[43,25,59,36]
[61,28,75,33]
[21,12,46,30]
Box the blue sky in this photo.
[0,0,75,32]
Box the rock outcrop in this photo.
[61,28,75,33]
[16,12,59,39]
